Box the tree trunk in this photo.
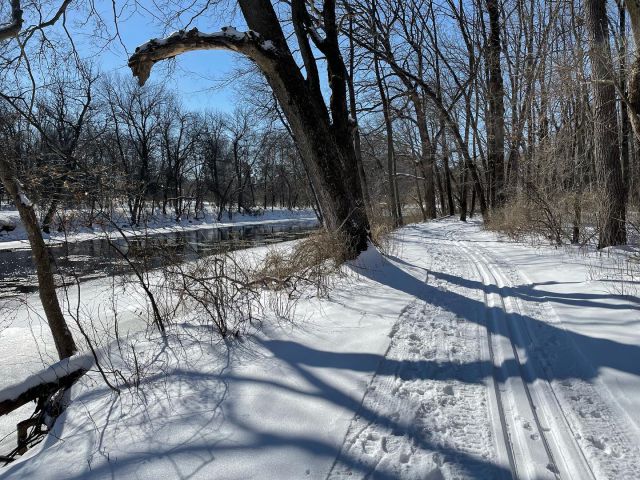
[470,187,476,218]
[41,199,58,234]
[435,162,446,216]
[619,3,630,200]
[486,0,506,209]
[623,0,640,140]
[239,0,370,252]
[374,57,400,226]
[412,98,437,219]
[459,164,469,221]
[442,131,455,215]
[585,0,627,248]
[0,157,77,359]
[347,13,373,218]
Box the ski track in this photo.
[456,236,582,480]
[467,233,640,480]
[328,220,640,479]
[328,231,498,479]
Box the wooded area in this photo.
[0,0,638,360]
[0,0,637,352]
[2,0,640,475]
[3,0,639,255]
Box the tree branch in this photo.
[0,354,93,417]
[128,26,277,86]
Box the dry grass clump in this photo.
[402,210,427,225]
[367,203,406,255]
[253,229,349,295]
[370,217,394,254]
[484,197,536,241]
[486,187,598,246]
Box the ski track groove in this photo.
[327,220,640,479]
[455,237,569,480]
[471,238,640,480]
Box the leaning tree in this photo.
[0,0,78,360]
[128,0,371,254]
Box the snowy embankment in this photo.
[1,218,640,479]
[0,207,317,251]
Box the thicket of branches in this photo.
[4,0,640,248]
[0,73,314,229]
[343,0,638,247]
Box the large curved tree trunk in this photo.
[258,51,369,252]
[129,0,369,254]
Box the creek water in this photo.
[0,220,319,297]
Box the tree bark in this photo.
[347,12,373,218]
[585,0,627,248]
[623,0,640,140]
[0,156,77,359]
[442,130,455,216]
[619,3,630,200]
[373,53,401,226]
[485,0,506,208]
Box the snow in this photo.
[135,26,276,53]
[0,354,94,405]
[17,193,31,208]
[0,216,16,231]
[218,26,246,40]
[1,218,640,479]
[261,40,276,52]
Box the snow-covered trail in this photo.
[328,226,503,479]
[329,219,640,479]
[2,218,640,479]
[449,220,640,479]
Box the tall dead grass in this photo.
[485,188,599,246]
[253,229,349,296]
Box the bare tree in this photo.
[585,0,627,247]
[128,1,371,254]
[0,0,78,359]
[0,112,77,359]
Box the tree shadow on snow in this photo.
[6,246,639,480]
[256,337,511,479]
[243,253,640,478]
[352,253,640,385]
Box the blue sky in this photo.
[71,2,246,112]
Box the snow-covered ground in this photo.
[1,218,639,479]
[0,206,317,251]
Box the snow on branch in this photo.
[0,354,94,416]
[0,0,23,41]
[18,191,32,208]
[128,26,277,86]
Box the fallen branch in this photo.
[0,354,93,417]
